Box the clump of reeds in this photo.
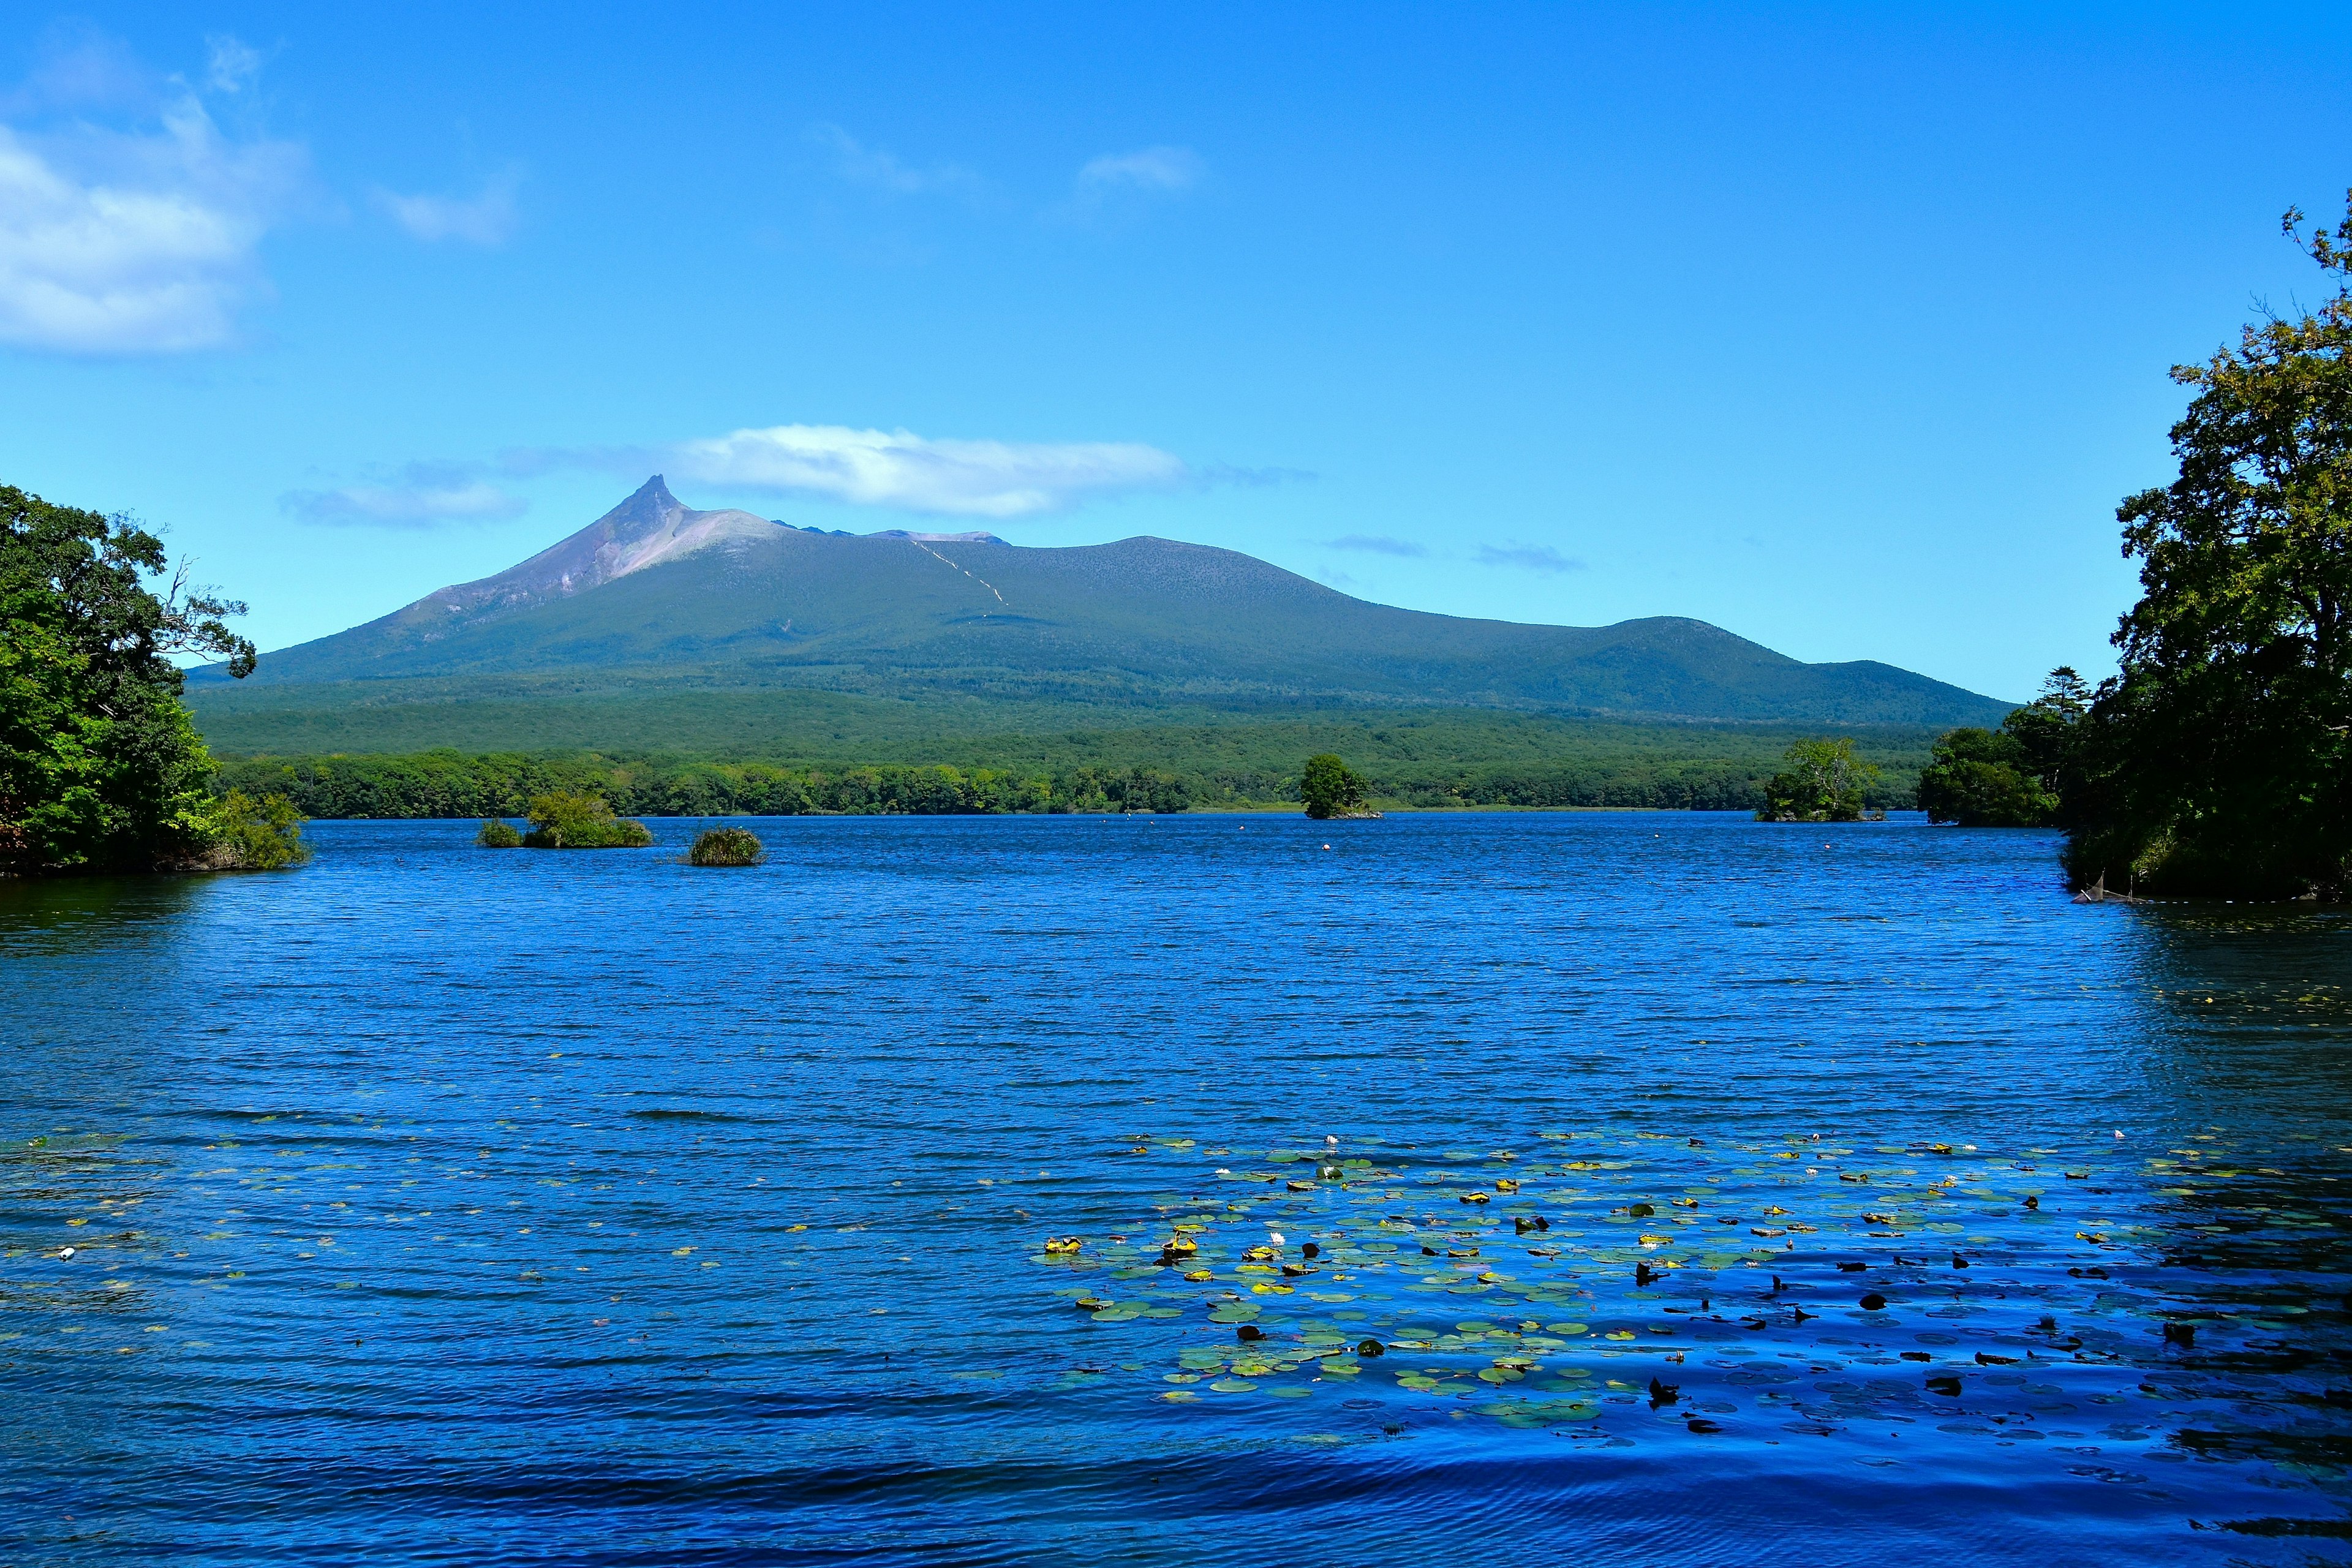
[687,826,765,866]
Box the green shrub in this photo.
[209,789,311,870]
[521,791,653,849]
[687,826,765,866]
[476,818,522,848]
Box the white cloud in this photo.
[374,167,522,246]
[1076,146,1202,194]
[282,466,529,529]
[204,35,262,94]
[0,96,306,354]
[809,124,981,197]
[665,424,1191,518]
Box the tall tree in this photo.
[2064,195,2352,895]
[1,486,263,873]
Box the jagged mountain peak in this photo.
[398,475,778,634]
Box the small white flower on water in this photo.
[1268,1232,1285,1245]
[2113,1129,2125,1139]
[58,1247,74,1259]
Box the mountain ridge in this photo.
[189,478,2015,745]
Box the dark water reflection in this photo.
[4,812,2351,1565]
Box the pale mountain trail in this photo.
[905,539,1010,610]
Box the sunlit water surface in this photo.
[6,812,2352,1566]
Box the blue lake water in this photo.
[5,810,2352,1565]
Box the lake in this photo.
[4,811,2351,1565]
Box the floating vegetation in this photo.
[1026,1130,2352,1451]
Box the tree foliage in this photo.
[0,484,288,873]
[217,752,1197,820]
[522,792,654,849]
[2054,196,2352,895]
[211,788,312,870]
[1299,753,1369,819]
[1915,678,2086,829]
[1756,738,1879,822]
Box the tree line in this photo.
[212,746,1908,820]
[214,751,1196,818]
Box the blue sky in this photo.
[4,4,2350,702]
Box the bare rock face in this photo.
[401,475,779,638]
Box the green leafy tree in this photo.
[1757,737,1878,822]
[1300,753,1368,819]
[522,791,654,848]
[476,818,523,848]
[1918,725,2059,828]
[2059,196,2352,895]
[1,485,268,873]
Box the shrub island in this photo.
[487,791,655,849]
[687,827,765,866]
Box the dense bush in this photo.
[687,826,765,865]
[205,788,311,870]
[476,818,523,848]
[522,792,654,849]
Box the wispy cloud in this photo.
[374,167,522,246]
[1077,145,1202,194]
[1477,542,1585,575]
[282,464,529,529]
[0,33,307,354]
[203,34,262,95]
[663,424,1188,518]
[1326,534,1428,557]
[810,124,982,198]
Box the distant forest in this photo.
[216,741,1926,818]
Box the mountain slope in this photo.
[191,477,2013,739]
